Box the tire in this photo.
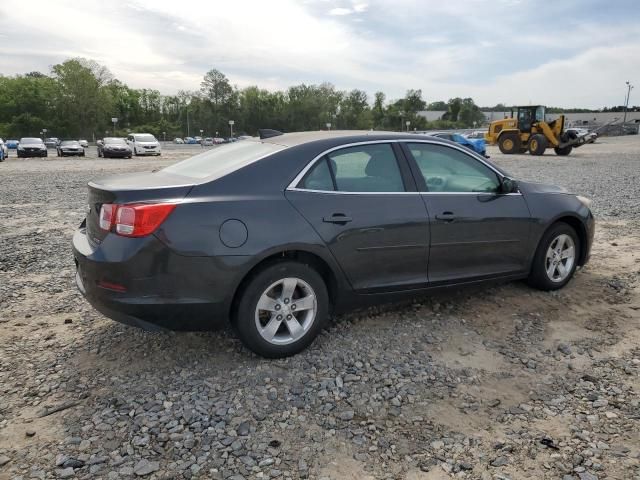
[44,151,48,157]
[528,134,547,156]
[554,145,573,156]
[528,222,580,291]
[234,261,329,358]
[498,133,521,154]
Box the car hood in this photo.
[20,142,45,148]
[517,180,569,195]
[135,141,159,146]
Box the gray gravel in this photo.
[0,137,639,480]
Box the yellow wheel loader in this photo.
[485,105,588,156]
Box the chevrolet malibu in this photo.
[73,131,594,358]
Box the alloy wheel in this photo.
[254,277,317,345]
[545,234,575,282]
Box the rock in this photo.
[558,343,572,355]
[578,473,598,480]
[0,455,10,466]
[338,410,354,421]
[134,459,160,476]
[62,458,85,468]
[64,318,73,324]
[56,467,75,478]
[491,456,509,467]
[237,421,250,436]
[26,429,36,437]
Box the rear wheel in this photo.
[528,223,580,291]
[528,134,547,156]
[498,133,521,154]
[234,261,329,358]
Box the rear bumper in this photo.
[72,226,243,331]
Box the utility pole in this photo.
[623,81,634,124]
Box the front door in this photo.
[402,141,531,284]
[286,142,430,292]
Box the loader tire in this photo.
[528,134,547,156]
[498,133,521,154]
[554,145,573,156]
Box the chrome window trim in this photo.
[286,138,521,195]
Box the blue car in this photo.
[431,132,487,157]
[6,139,19,149]
[184,136,199,144]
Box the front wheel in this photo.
[554,145,573,156]
[528,223,580,291]
[234,261,329,358]
[528,134,547,156]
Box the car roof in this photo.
[256,130,452,148]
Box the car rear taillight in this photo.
[99,203,176,237]
[99,204,116,231]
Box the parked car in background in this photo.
[465,130,487,139]
[57,140,85,157]
[72,130,594,358]
[0,138,8,161]
[194,136,203,144]
[79,139,89,148]
[6,139,19,149]
[431,132,487,157]
[174,138,184,144]
[184,137,198,144]
[44,138,59,148]
[202,137,214,146]
[566,128,597,144]
[98,137,132,158]
[17,138,47,157]
[126,133,161,156]
[237,135,252,140]
[213,137,225,144]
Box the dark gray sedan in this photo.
[72,131,594,357]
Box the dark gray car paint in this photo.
[73,133,595,331]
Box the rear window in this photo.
[134,134,157,142]
[162,141,286,179]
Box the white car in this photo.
[173,138,184,144]
[126,133,162,156]
[79,139,89,148]
[0,138,8,161]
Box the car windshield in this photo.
[104,137,127,145]
[163,141,286,180]
[134,134,156,142]
[21,138,42,143]
[61,141,79,146]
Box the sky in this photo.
[0,0,638,108]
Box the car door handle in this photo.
[323,213,352,224]
[435,212,456,222]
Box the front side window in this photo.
[407,143,500,193]
[327,144,404,192]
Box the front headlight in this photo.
[576,195,592,209]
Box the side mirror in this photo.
[501,177,519,194]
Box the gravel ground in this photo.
[0,137,639,480]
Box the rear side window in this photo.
[327,144,405,192]
[162,141,285,179]
[301,158,334,191]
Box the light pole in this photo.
[623,81,634,124]
[229,120,235,138]
[112,117,118,136]
[42,128,47,139]
[163,131,166,142]
[405,120,411,132]
[326,123,331,131]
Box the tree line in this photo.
[2,57,630,140]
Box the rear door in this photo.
[402,141,531,284]
[286,142,430,293]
